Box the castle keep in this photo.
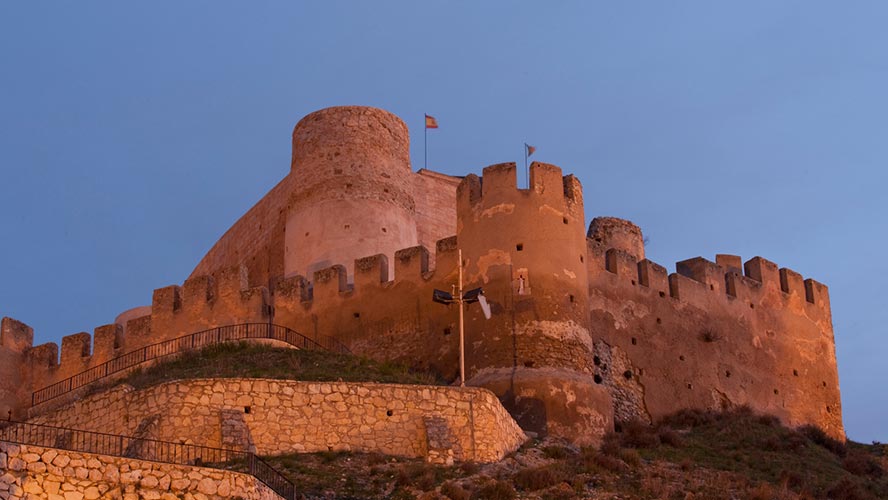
[0,106,844,445]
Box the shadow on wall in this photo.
[499,389,548,438]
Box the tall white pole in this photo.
[458,249,465,387]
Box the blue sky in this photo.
[1,2,885,442]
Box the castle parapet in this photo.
[1,317,35,418]
[2,317,34,353]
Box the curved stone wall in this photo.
[287,106,419,280]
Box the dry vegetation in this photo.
[251,407,886,500]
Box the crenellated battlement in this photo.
[457,162,584,221]
[4,264,273,398]
[273,235,461,305]
[587,236,831,324]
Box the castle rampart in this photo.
[585,229,841,437]
[1,105,844,444]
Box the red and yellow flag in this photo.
[425,114,439,129]
[525,143,536,157]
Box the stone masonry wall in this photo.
[29,379,526,463]
[0,442,277,500]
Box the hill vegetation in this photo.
[252,407,886,500]
[116,341,443,389]
[92,344,885,498]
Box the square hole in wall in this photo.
[516,243,524,251]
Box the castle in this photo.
[0,105,844,447]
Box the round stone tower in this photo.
[285,106,419,281]
[457,161,612,444]
[587,216,645,260]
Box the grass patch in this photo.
[627,406,888,499]
[118,341,443,390]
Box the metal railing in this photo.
[32,323,351,407]
[0,420,295,499]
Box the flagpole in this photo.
[524,143,528,189]
[425,117,428,170]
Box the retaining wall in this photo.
[0,442,277,500]
[28,379,526,463]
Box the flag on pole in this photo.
[525,143,536,157]
[425,114,439,129]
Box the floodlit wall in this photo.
[28,379,526,463]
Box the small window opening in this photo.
[793,369,798,377]
[594,374,603,384]
[562,217,568,225]
[631,337,637,345]
[305,232,310,237]
[631,280,636,286]
[524,360,535,368]
[725,371,731,378]
[593,356,601,366]
[773,389,779,395]
[344,224,350,230]
[345,183,352,189]
[386,409,393,417]
[516,243,524,251]
[623,370,633,380]
[443,327,451,336]
[381,227,387,233]
[710,284,715,291]
[244,406,251,414]
[659,291,666,298]
[822,381,827,388]
[656,317,662,325]
[826,405,831,413]
[749,303,755,309]
[679,355,685,361]
[569,294,575,303]
[580,255,584,263]
[353,312,360,319]
[687,383,692,389]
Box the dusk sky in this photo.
[1,2,885,442]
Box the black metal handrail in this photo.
[32,323,351,407]
[0,420,295,499]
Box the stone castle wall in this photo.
[27,379,526,463]
[0,105,844,444]
[584,232,842,438]
[0,442,278,500]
